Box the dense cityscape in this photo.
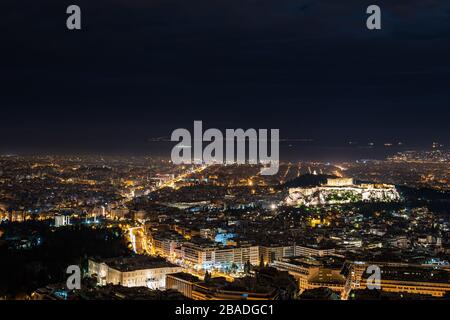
[2,2,450,317]
[1,148,449,300]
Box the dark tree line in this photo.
[0,222,131,299]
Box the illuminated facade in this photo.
[326,178,354,187]
[166,272,202,299]
[179,243,259,270]
[358,265,450,298]
[272,257,346,296]
[286,179,401,206]
[192,282,278,300]
[88,256,182,290]
[54,215,70,227]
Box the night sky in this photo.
[1,0,450,159]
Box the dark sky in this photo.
[1,0,450,158]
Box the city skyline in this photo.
[1,155,449,301]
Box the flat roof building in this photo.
[88,255,182,290]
